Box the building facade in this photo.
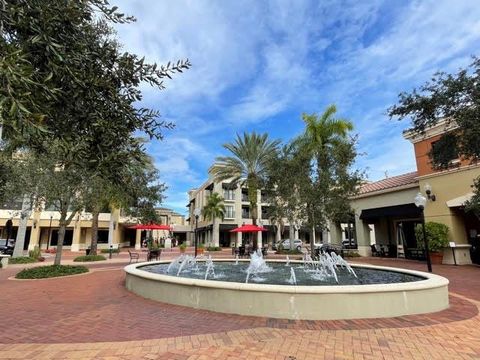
[186,173,327,248]
[0,205,186,252]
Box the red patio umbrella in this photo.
[128,224,172,231]
[230,224,267,233]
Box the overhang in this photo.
[446,192,474,208]
[360,203,422,221]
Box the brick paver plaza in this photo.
[1,250,480,359]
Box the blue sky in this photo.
[112,0,480,215]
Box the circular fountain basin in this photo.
[124,259,449,320]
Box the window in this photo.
[225,205,235,219]
[241,189,249,202]
[261,206,270,219]
[429,134,459,169]
[223,189,235,201]
[242,206,250,219]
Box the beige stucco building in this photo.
[0,206,186,252]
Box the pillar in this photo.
[329,222,343,245]
[236,232,242,247]
[257,231,263,248]
[135,229,142,250]
[71,222,82,252]
[294,227,299,240]
[28,211,42,251]
[212,222,220,247]
[354,215,371,256]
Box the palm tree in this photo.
[210,132,280,249]
[298,104,353,161]
[202,192,226,247]
[296,104,354,254]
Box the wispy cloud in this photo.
[112,0,480,213]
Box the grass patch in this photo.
[100,248,120,254]
[16,265,88,279]
[74,255,107,262]
[9,256,37,264]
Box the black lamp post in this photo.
[46,215,53,250]
[414,192,432,273]
[194,208,201,257]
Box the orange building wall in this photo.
[413,134,471,176]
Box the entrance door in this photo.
[464,212,480,265]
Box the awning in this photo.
[446,192,474,208]
[360,203,422,221]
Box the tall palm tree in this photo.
[210,132,280,249]
[298,104,353,161]
[202,192,225,247]
[297,104,354,254]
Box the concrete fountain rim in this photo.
[124,258,449,294]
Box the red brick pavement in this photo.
[0,255,479,345]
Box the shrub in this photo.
[207,246,221,251]
[343,250,361,257]
[9,256,37,264]
[28,246,41,259]
[415,222,449,252]
[73,255,107,262]
[179,243,187,251]
[100,248,120,254]
[16,265,88,279]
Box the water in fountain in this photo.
[167,254,185,273]
[289,267,297,285]
[176,255,197,276]
[245,250,272,283]
[331,252,357,278]
[204,256,215,280]
[235,254,239,265]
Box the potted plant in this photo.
[198,243,205,255]
[415,222,449,264]
[179,243,187,253]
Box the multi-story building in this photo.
[186,169,326,248]
[0,204,186,252]
[350,119,478,264]
[404,120,478,264]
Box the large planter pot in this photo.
[430,251,443,264]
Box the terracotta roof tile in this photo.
[358,171,418,195]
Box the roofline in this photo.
[351,182,419,199]
[403,118,458,143]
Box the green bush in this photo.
[415,222,449,252]
[206,246,221,251]
[16,265,88,279]
[73,255,107,262]
[100,248,120,254]
[343,250,361,257]
[9,256,37,264]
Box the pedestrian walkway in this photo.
[1,254,479,359]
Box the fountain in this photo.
[289,267,297,285]
[125,249,449,320]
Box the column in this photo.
[135,229,142,249]
[71,217,82,252]
[329,222,343,245]
[28,210,42,251]
[213,222,220,247]
[294,227,299,240]
[257,231,263,248]
[237,232,242,247]
[354,215,371,256]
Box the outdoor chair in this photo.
[371,245,380,257]
[128,250,140,264]
[147,249,161,261]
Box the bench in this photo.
[128,250,140,264]
[0,254,11,268]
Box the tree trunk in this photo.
[90,209,100,256]
[13,194,32,257]
[288,218,295,251]
[54,215,67,265]
[212,217,216,247]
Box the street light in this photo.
[414,192,432,273]
[194,208,201,257]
